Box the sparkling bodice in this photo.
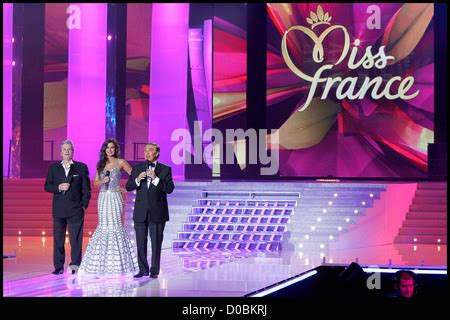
[100,166,121,192]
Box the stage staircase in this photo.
[146,182,388,270]
[395,182,447,265]
[3,179,124,236]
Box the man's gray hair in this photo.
[61,139,74,151]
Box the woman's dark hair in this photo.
[96,138,120,174]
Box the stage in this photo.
[3,180,447,297]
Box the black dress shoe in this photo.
[52,268,64,275]
[150,274,158,279]
[133,272,149,278]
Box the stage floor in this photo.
[3,236,446,297]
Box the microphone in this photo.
[147,161,155,183]
[62,175,73,195]
[105,170,110,190]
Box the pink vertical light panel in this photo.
[203,19,212,114]
[3,3,13,177]
[149,3,189,180]
[67,3,107,178]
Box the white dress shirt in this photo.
[61,160,74,177]
[135,161,160,188]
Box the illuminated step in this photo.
[172,240,281,251]
[186,215,290,224]
[191,207,294,216]
[177,231,284,242]
[182,223,287,233]
[197,199,298,207]
[394,235,447,245]
[200,190,301,198]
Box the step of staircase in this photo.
[402,219,447,228]
[417,182,447,190]
[3,179,48,186]
[409,204,447,212]
[398,227,447,236]
[3,199,56,206]
[6,227,98,237]
[3,206,101,214]
[412,197,447,205]
[395,235,447,245]
[2,193,101,201]
[415,189,447,197]
[406,212,447,220]
[3,213,99,221]
[5,221,99,229]
[394,243,447,265]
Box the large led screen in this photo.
[267,3,434,178]
[213,3,435,179]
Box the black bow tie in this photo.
[148,162,156,168]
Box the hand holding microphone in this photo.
[104,170,111,190]
[137,171,147,181]
[60,175,73,194]
[146,162,156,181]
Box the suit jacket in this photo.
[44,161,91,218]
[126,161,175,223]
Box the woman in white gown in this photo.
[78,138,138,277]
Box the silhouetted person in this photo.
[337,262,369,298]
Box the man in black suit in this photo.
[44,140,91,275]
[126,143,174,278]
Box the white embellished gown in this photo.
[78,167,138,276]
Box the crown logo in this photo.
[306,5,332,29]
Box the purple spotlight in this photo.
[107,35,112,40]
